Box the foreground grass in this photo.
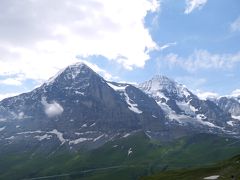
[0,133,240,180]
[141,154,240,180]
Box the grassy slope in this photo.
[141,154,240,180]
[0,132,240,180]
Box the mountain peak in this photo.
[67,62,90,70]
[139,75,176,92]
[45,62,95,85]
[151,75,175,84]
[138,75,193,101]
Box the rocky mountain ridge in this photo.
[0,63,239,153]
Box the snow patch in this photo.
[159,102,189,124]
[232,115,240,121]
[18,112,25,119]
[169,113,190,123]
[41,97,64,117]
[158,102,173,113]
[35,134,52,141]
[107,82,128,91]
[93,134,105,142]
[203,175,220,179]
[197,114,207,120]
[123,133,131,138]
[108,82,142,114]
[0,118,6,122]
[128,148,133,156]
[177,101,196,115]
[81,124,87,128]
[123,91,142,114]
[145,132,152,139]
[90,123,96,127]
[227,121,234,126]
[196,117,219,128]
[0,126,6,132]
[5,136,15,140]
[75,131,96,135]
[69,137,92,145]
[75,91,84,95]
[182,88,190,97]
[17,130,43,135]
[156,92,169,101]
[178,84,191,98]
[189,104,198,112]
[49,129,66,145]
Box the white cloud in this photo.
[230,16,240,32]
[77,59,118,81]
[163,49,240,72]
[158,42,177,51]
[41,97,64,118]
[175,76,206,89]
[0,78,22,86]
[231,89,240,97]
[195,90,219,100]
[184,0,208,14]
[0,0,160,83]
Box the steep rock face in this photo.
[217,97,240,116]
[209,93,240,131]
[0,64,239,154]
[0,63,165,153]
[106,82,166,132]
[0,64,140,129]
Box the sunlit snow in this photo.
[203,175,220,179]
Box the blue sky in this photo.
[0,0,240,100]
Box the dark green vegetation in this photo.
[1,132,240,180]
[142,154,240,180]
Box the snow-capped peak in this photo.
[139,75,191,99]
[45,63,95,85]
[139,75,176,92]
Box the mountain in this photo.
[207,93,240,131]
[214,96,240,120]
[139,75,240,136]
[0,63,165,153]
[0,62,240,180]
[0,63,240,155]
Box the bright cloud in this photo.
[230,16,240,32]
[231,89,240,97]
[0,0,160,83]
[184,0,208,14]
[0,78,22,86]
[77,59,118,80]
[175,76,206,89]
[158,42,177,51]
[163,50,240,72]
[41,97,64,118]
[195,90,219,100]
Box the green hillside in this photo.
[0,132,240,180]
[142,154,240,180]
